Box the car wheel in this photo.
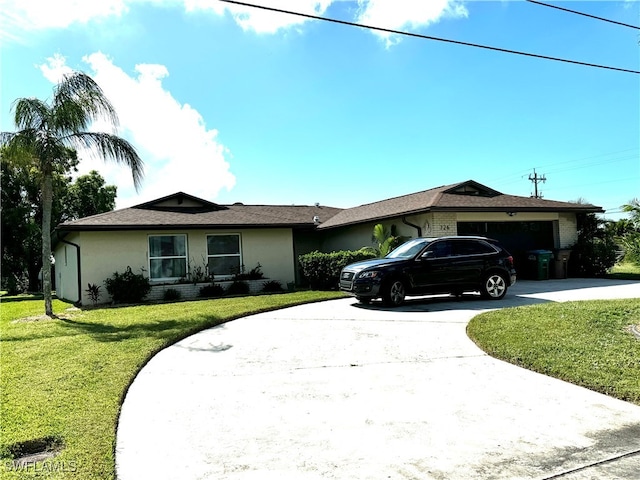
[481,273,507,300]
[383,279,405,307]
[357,297,371,304]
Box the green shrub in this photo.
[620,233,640,265]
[262,280,284,293]
[85,283,102,306]
[103,266,151,304]
[227,280,250,295]
[234,263,264,280]
[568,213,618,277]
[298,249,377,290]
[569,237,618,277]
[199,283,225,298]
[163,288,181,301]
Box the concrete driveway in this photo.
[116,279,640,480]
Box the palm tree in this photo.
[622,198,640,228]
[1,72,143,317]
[363,223,404,258]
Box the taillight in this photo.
[506,255,514,267]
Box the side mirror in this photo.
[420,251,434,260]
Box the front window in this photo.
[207,234,241,278]
[149,235,187,281]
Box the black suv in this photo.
[339,236,517,306]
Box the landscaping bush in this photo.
[568,213,618,277]
[163,288,182,301]
[199,283,225,298]
[103,266,151,304]
[262,280,284,293]
[620,232,640,265]
[226,280,250,295]
[298,249,377,290]
[233,263,264,280]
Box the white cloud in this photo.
[356,0,469,47]
[0,0,333,41]
[0,0,129,41]
[2,0,467,43]
[39,53,236,208]
[202,0,334,34]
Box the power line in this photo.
[526,0,640,30]
[219,0,640,75]
[489,148,639,186]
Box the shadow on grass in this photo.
[1,315,227,344]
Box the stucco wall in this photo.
[62,228,295,305]
[320,215,428,252]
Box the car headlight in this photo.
[358,270,380,279]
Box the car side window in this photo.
[426,241,453,258]
[454,240,495,256]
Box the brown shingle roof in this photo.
[56,181,604,232]
[57,199,343,231]
[317,180,603,229]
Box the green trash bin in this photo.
[526,250,553,280]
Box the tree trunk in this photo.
[42,172,54,317]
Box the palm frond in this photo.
[11,98,51,131]
[52,72,119,133]
[68,132,144,190]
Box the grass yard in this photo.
[467,298,640,405]
[0,292,344,479]
[607,261,640,280]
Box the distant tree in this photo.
[1,72,143,316]
[604,218,635,237]
[622,198,640,228]
[62,170,117,221]
[1,148,75,293]
[619,199,640,264]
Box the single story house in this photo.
[53,180,603,305]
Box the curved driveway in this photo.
[116,279,640,480]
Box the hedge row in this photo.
[298,249,377,290]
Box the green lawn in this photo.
[468,298,640,405]
[607,261,640,280]
[0,292,344,479]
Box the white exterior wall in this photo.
[321,214,429,252]
[60,228,295,305]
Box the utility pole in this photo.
[529,169,546,198]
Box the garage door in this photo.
[457,221,555,261]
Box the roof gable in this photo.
[443,180,502,197]
[133,192,226,213]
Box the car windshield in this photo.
[386,238,433,259]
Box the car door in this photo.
[408,240,455,292]
[450,239,496,285]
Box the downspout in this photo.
[56,231,82,305]
[402,216,422,237]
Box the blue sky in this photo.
[1,0,638,220]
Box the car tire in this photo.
[481,273,507,300]
[383,279,406,307]
[357,297,371,304]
